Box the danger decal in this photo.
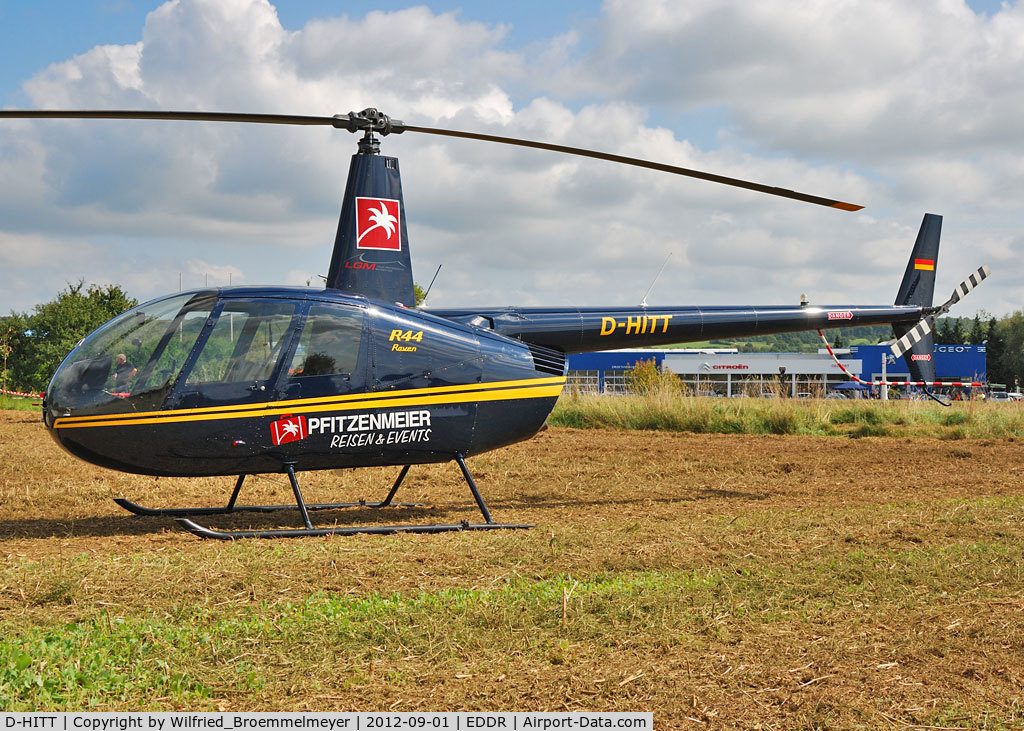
[827,311,854,321]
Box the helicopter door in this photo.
[279,303,367,400]
[170,299,300,409]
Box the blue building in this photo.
[566,345,987,396]
[850,344,986,384]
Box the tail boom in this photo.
[432,304,925,354]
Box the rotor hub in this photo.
[332,108,405,137]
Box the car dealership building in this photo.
[566,344,987,396]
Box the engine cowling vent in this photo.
[527,343,566,376]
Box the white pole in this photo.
[882,354,888,401]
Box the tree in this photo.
[1,311,33,392]
[967,314,986,345]
[949,318,966,345]
[985,316,1006,386]
[7,282,138,392]
[995,310,1024,391]
[0,324,14,393]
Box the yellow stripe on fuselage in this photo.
[53,376,566,430]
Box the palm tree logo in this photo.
[281,422,300,437]
[356,197,401,249]
[271,414,307,445]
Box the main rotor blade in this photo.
[0,109,338,126]
[1,108,864,210]
[402,124,863,211]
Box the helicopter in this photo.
[0,107,989,539]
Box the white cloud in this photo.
[0,0,1020,320]
[0,232,95,269]
[186,259,244,287]
[546,1,1024,163]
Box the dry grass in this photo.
[552,390,1024,439]
[1,409,1023,727]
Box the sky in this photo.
[0,0,1021,320]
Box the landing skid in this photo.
[113,497,422,517]
[117,456,531,539]
[176,519,530,540]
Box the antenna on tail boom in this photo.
[640,253,672,308]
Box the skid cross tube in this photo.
[174,456,532,539]
[113,467,421,518]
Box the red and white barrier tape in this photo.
[0,387,43,398]
[817,330,984,388]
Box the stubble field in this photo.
[1,408,1022,728]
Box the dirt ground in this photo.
[1,409,1023,727]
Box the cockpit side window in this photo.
[281,303,366,398]
[164,299,300,409]
[288,305,363,378]
[185,300,296,386]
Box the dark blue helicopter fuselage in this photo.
[43,286,565,477]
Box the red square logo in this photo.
[270,414,307,446]
[356,197,401,251]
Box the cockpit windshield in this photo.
[46,290,217,418]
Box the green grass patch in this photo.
[550,392,1024,438]
[0,615,218,708]
[0,395,40,412]
[4,529,1021,710]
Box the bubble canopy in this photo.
[45,290,219,421]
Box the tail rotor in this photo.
[891,264,991,360]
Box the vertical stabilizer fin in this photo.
[325,143,415,306]
[895,213,941,307]
[892,213,942,383]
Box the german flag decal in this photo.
[914,258,935,271]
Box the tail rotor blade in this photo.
[891,316,934,359]
[894,263,991,358]
[943,264,991,310]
